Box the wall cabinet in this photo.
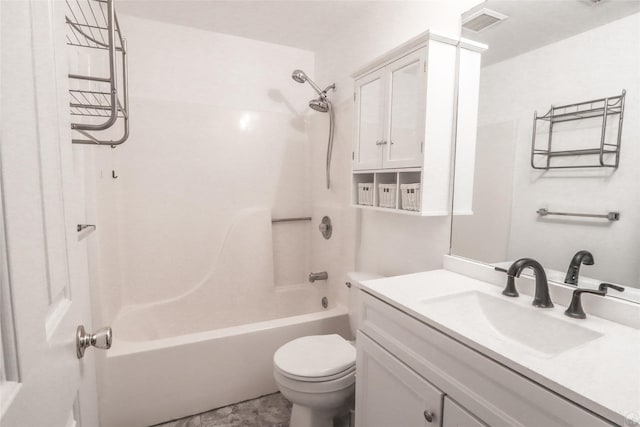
[354,49,426,170]
[351,31,485,216]
[356,291,615,427]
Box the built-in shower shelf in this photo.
[65,0,129,145]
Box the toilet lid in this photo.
[274,334,355,379]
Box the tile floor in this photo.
[152,393,292,427]
[152,392,351,427]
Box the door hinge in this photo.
[352,152,355,160]
[353,92,356,101]
[421,140,424,152]
[423,62,426,73]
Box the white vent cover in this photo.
[462,8,508,32]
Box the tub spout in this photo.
[309,271,328,283]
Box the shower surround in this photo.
[85,14,341,427]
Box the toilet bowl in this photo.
[273,272,384,427]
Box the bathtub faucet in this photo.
[309,271,328,283]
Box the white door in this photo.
[355,332,443,427]
[353,69,386,170]
[384,49,426,169]
[0,1,100,426]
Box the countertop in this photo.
[360,269,640,426]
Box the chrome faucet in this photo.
[564,250,594,285]
[309,271,328,283]
[503,258,554,308]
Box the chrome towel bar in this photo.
[536,208,619,221]
[271,217,312,223]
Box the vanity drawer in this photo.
[359,291,615,427]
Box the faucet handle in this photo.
[598,283,624,293]
[564,288,607,319]
[494,266,508,273]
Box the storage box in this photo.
[357,183,374,206]
[400,183,421,211]
[378,184,397,208]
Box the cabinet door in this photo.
[443,397,488,427]
[356,331,443,427]
[384,49,426,168]
[354,69,386,170]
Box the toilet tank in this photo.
[346,272,385,338]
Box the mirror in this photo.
[452,1,640,303]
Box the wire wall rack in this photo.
[65,0,129,145]
[530,90,625,170]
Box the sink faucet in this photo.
[564,283,624,319]
[564,250,594,285]
[503,258,554,308]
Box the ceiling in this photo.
[116,1,393,52]
[117,0,640,62]
[462,0,640,66]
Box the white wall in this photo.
[452,13,640,287]
[308,0,478,307]
[88,14,318,324]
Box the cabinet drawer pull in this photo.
[423,410,434,423]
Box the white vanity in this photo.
[354,258,640,427]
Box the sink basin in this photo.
[421,291,603,357]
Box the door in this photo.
[0,1,100,426]
[355,332,443,427]
[384,49,426,169]
[353,68,386,170]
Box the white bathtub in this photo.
[98,306,350,427]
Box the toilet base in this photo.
[289,399,352,427]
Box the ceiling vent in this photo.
[462,8,508,33]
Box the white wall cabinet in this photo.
[351,31,485,216]
[354,49,426,170]
[356,291,615,427]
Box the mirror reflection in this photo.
[452,1,640,302]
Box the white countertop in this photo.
[360,269,640,425]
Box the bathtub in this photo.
[97,306,350,427]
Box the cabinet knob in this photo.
[423,410,434,423]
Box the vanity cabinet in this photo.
[356,332,443,427]
[351,31,486,215]
[356,291,615,427]
[443,398,487,427]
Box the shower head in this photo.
[309,97,329,113]
[291,69,308,84]
[291,69,324,96]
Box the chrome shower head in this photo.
[309,97,329,113]
[291,69,324,95]
[291,69,307,84]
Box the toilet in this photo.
[273,272,384,427]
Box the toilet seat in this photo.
[274,334,355,382]
[275,364,355,383]
[274,367,356,394]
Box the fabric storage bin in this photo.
[400,183,421,211]
[358,183,374,206]
[378,184,397,208]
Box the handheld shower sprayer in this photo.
[291,69,336,189]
